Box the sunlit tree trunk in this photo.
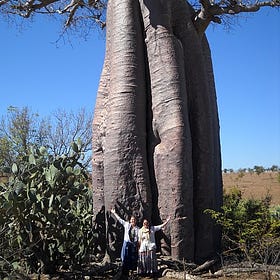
[92,0,222,264]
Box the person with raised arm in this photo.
[138,217,171,277]
[111,208,139,276]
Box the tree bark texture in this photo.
[92,0,223,264]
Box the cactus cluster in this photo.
[0,141,97,277]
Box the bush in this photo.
[0,141,98,277]
[206,188,280,265]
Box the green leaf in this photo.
[12,163,18,174]
[15,182,24,195]
[73,168,81,176]
[71,142,79,153]
[49,194,54,208]
[39,146,47,155]
[12,262,20,270]
[29,154,36,165]
[45,164,59,185]
[66,166,73,174]
[58,244,65,253]
[36,193,42,201]
[3,191,10,201]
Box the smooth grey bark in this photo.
[92,0,222,264]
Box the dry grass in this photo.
[223,171,280,206]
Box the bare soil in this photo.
[222,171,280,205]
[160,274,278,280]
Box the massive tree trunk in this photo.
[92,0,222,264]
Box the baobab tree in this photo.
[1,0,279,265]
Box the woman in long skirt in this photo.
[138,217,170,277]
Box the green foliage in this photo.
[270,165,279,172]
[0,106,93,171]
[0,141,97,277]
[0,106,49,168]
[206,188,280,265]
[270,205,280,220]
[253,165,265,175]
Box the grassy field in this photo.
[223,171,280,205]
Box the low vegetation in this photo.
[1,160,279,278]
[0,141,98,279]
[0,112,279,278]
[206,188,280,266]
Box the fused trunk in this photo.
[92,0,222,264]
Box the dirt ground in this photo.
[222,171,280,205]
[111,271,279,280]
[175,273,277,280]
[26,271,280,280]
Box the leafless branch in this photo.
[193,0,279,35]
[1,0,106,29]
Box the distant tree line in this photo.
[223,165,280,174]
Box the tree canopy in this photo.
[0,0,279,34]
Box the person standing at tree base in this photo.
[111,208,139,276]
[137,217,170,277]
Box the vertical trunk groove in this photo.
[91,1,112,255]
[139,0,194,261]
[170,0,222,262]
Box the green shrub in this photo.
[206,188,280,265]
[0,141,98,277]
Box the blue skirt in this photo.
[122,241,138,271]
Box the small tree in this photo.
[0,107,93,170]
[46,108,93,168]
[253,165,265,175]
[0,106,49,168]
[270,165,279,172]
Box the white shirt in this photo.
[116,216,139,243]
[138,225,162,252]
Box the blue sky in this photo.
[0,7,279,170]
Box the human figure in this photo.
[111,208,139,276]
[138,217,171,277]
